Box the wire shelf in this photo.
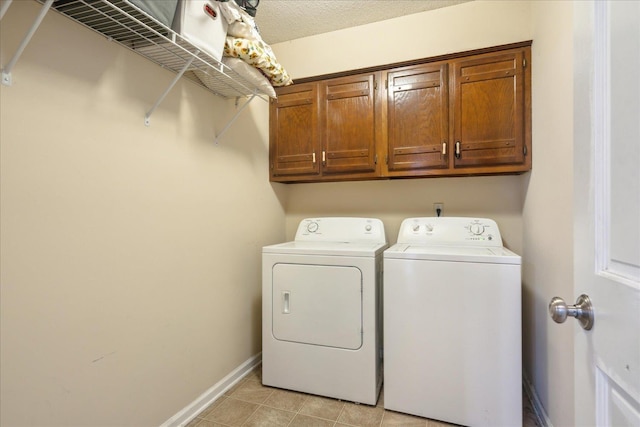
[46,0,268,99]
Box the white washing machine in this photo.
[384,217,522,427]
[262,217,388,405]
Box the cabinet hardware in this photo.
[312,152,316,163]
[374,154,378,164]
[322,151,326,164]
[455,141,461,159]
[442,142,447,155]
[523,145,528,156]
[523,58,527,68]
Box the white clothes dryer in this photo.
[384,217,522,427]
[262,217,388,405]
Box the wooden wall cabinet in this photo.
[270,73,382,182]
[321,73,381,178]
[270,42,531,183]
[450,49,530,174]
[269,83,320,178]
[385,62,450,176]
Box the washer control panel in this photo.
[397,217,502,246]
[296,217,387,243]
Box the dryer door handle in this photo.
[282,291,291,314]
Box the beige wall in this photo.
[274,0,532,79]
[274,1,575,426]
[285,177,525,250]
[0,2,286,426]
[525,1,575,426]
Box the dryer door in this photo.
[272,263,363,350]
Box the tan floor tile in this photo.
[381,410,428,426]
[243,406,296,427]
[245,366,263,382]
[337,403,384,426]
[202,397,259,426]
[228,380,274,404]
[196,397,228,420]
[189,419,228,427]
[289,414,335,427]
[184,416,203,427]
[224,378,248,397]
[299,395,345,421]
[193,370,537,427]
[263,388,309,412]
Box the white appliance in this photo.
[262,217,388,405]
[383,217,522,427]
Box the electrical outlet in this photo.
[434,203,444,217]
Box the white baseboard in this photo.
[161,353,262,427]
[523,372,553,427]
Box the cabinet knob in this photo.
[455,141,461,159]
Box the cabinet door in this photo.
[270,83,320,179]
[321,73,378,176]
[387,63,449,174]
[451,50,529,170]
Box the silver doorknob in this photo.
[549,294,594,330]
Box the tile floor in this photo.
[186,366,541,427]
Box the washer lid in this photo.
[263,241,388,257]
[384,243,521,265]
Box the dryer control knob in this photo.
[470,223,485,235]
[307,222,319,233]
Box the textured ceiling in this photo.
[254,0,472,45]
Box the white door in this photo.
[572,1,640,425]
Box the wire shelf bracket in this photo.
[1,0,54,86]
[0,0,15,21]
[145,53,196,126]
[214,93,258,144]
